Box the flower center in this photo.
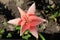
[25,20,28,23]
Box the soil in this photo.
[0,0,60,40]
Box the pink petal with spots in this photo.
[29,26,38,38]
[8,18,21,25]
[20,21,28,36]
[29,16,46,26]
[18,7,27,17]
[27,3,35,15]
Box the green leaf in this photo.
[50,11,58,19]
[22,34,31,40]
[22,31,31,40]
[2,19,7,26]
[16,27,20,30]
[15,25,20,30]
[39,33,46,40]
[47,5,51,9]
[24,31,29,34]
[0,29,5,34]
[7,33,12,38]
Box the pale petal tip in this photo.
[7,20,11,24]
[27,2,35,14]
[33,2,35,5]
[20,31,23,36]
[20,34,22,36]
[18,7,20,10]
[36,36,38,38]
[35,33,38,38]
[20,33,22,36]
[7,20,14,25]
[18,7,22,11]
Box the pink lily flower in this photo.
[8,3,46,38]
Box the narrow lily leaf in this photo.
[39,33,46,40]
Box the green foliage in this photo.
[47,5,51,9]
[50,11,58,19]
[22,31,31,40]
[2,19,7,26]
[0,35,2,38]
[7,33,12,38]
[49,11,60,21]
[14,25,20,34]
[15,25,20,30]
[40,24,46,30]
[0,29,5,34]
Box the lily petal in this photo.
[29,26,38,38]
[18,7,27,17]
[29,16,46,26]
[8,18,21,25]
[20,21,28,36]
[27,3,35,15]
